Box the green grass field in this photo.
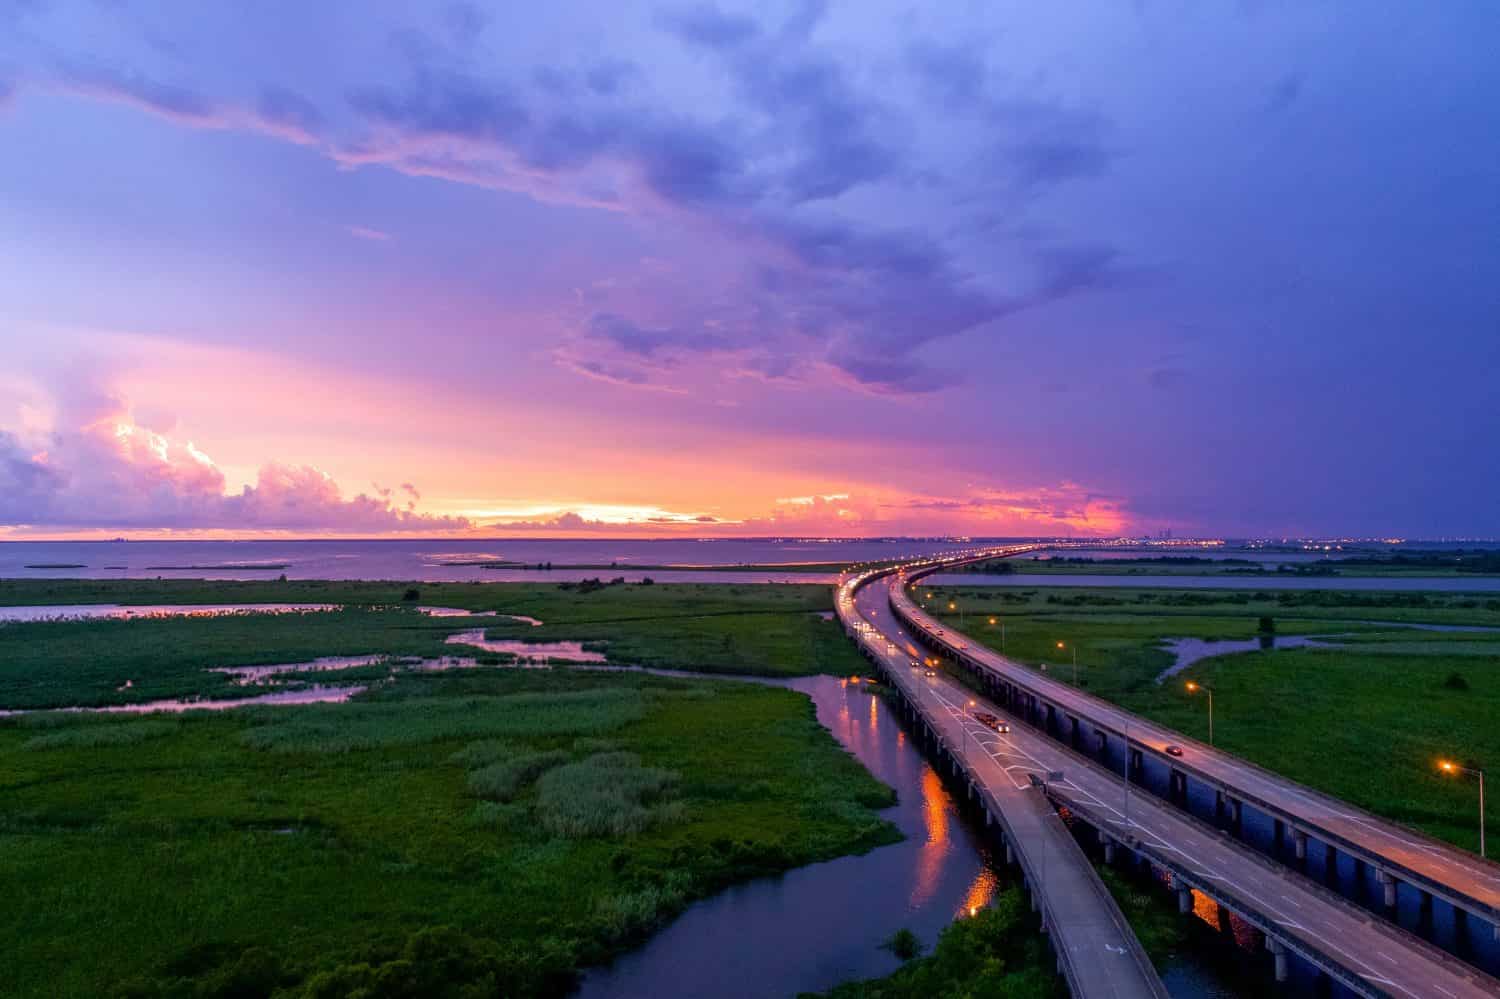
[0,668,900,998]
[928,585,1500,850]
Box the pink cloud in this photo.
[0,384,468,534]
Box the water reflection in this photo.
[575,675,1002,999]
[913,769,951,910]
[960,866,998,918]
[1155,635,1337,683]
[443,629,608,662]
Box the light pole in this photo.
[966,699,976,757]
[949,599,964,627]
[1057,641,1077,685]
[1439,760,1486,858]
[1186,681,1213,746]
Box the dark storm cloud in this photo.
[19,3,1122,398]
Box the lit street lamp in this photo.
[1439,760,1486,858]
[1056,641,1077,685]
[1185,681,1213,746]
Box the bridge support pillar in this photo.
[1293,830,1307,861]
[1104,841,1116,864]
[1169,768,1188,805]
[1378,870,1397,909]
[1228,796,1243,836]
[1267,939,1288,983]
[1273,818,1285,857]
[1128,747,1143,783]
[1005,842,1015,866]
[1095,729,1107,758]
[1177,887,1192,914]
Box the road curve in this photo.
[841,551,1500,998]
[890,553,1500,933]
[837,565,1170,999]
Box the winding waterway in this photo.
[575,673,1235,998]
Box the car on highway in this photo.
[971,710,1011,734]
[909,659,921,669]
[1164,744,1184,757]
[923,668,937,677]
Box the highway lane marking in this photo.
[855,579,1498,998]
[886,586,1500,908]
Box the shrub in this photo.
[1443,672,1470,691]
[882,927,923,961]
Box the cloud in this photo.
[0,382,468,533]
[20,8,1119,397]
[581,312,729,358]
[656,4,761,49]
[42,58,326,144]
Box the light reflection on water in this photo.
[574,675,1002,999]
[443,629,608,662]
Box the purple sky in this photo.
[1,2,1497,538]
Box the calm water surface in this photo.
[575,674,1228,998]
[0,539,974,581]
[575,674,1001,999]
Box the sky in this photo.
[2,1,1497,540]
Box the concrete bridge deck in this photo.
[837,569,1169,999]
[889,553,1500,947]
[841,555,1500,998]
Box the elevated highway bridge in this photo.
[836,546,1500,997]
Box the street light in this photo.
[1056,641,1077,685]
[1439,760,1486,858]
[1186,681,1213,746]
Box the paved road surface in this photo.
[847,566,1500,999]
[889,560,1500,931]
[838,574,1169,999]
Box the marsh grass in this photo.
[2,668,899,998]
[238,689,647,753]
[467,750,572,802]
[0,582,859,713]
[536,751,680,837]
[22,719,179,751]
